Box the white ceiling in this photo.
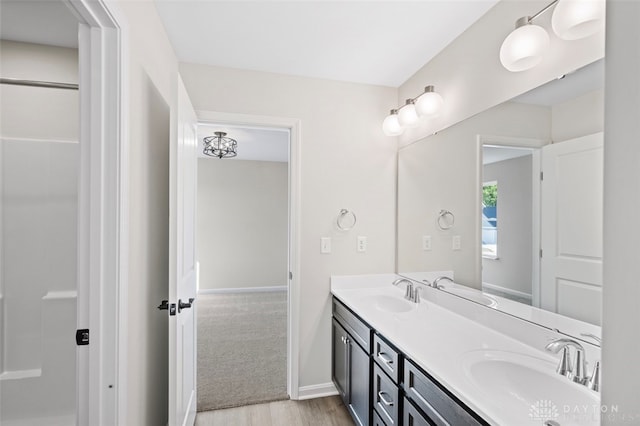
[198,124,289,162]
[155,0,499,87]
[0,0,79,48]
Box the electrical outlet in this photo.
[422,235,432,251]
[321,237,331,254]
[452,235,461,251]
[357,236,367,252]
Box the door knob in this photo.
[178,298,195,313]
[158,300,176,316]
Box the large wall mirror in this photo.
[397,58,604,343]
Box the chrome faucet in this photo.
[545,338,594,387]
[392,278,420,303]
[432,275,454,289]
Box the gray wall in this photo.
[482,155,533,296]
[197,159,288,290]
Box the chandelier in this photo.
[203,131,237,159]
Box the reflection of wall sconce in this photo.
[500,0,605,72]
[383,85,444,136]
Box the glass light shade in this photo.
[382,112,404,136]
[415,90,444,118]
[552,0,605,40]
[500,23,550,72]
[397,102,419,128]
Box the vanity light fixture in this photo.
[382,109,404,136]
[415,85,444,119]
[552,0,605,40]
[397,98,420,128]
[499,0,605,72]
[500,16,550,72]
[203,131,238,159]
[382,86,444,136]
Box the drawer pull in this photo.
[378,391,394,407]
[377,351,394,366]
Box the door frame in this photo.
[195,110,302,399]
[476,135,544,306]
[64,0,128,424]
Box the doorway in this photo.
[480,144,540,305]
[0,0,124,424]
[195,122,292,411]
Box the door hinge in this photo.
[540,171,544,181]
[76,329,90,346]
[289,271,293,280]
[540,249,543,258]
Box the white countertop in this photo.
[331,274,600,426]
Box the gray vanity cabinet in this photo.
[332,301,372,426]
[331,296,489,426]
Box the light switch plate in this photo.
[422,235,432,251]
[357,236,367,252]
[321,237,331,254]
[452,235,461,251]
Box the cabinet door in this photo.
[332,319,349,402]
[348,336,370,426]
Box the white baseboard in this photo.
[198,285,287,295]
[482,282,532,301]
[296,383,338,400]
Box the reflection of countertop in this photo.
[399,271,602,345]
[331,274,600,426]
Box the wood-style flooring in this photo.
[195,396,354,426]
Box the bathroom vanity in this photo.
[332,296,487,426]
[331,274,601,426]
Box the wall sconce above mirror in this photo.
[500,0,605,72]
[383,86,444,136]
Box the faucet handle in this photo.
[587,361,600,392]
[555,346,573,377]
[404,282,413,300]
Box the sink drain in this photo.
[544,421,561,426]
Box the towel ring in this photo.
[436,209,455,230]
[337,209,357,231]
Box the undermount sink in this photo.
[441,286,498,307]
[368,294,416,313]
[461,350,599,426]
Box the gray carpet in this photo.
[197,291,288,412]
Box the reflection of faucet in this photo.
[392,278,421,303]
[545,338,588,385]
[432,276,454,289]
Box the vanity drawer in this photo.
[403,359,488,426]
[332,297,371,352]
[402,397,431,426]
[373,333,401,384]
[373,363,400,426]
[373,409,388,426]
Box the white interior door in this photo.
[169,76,198,426]
[540,132,603,325]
